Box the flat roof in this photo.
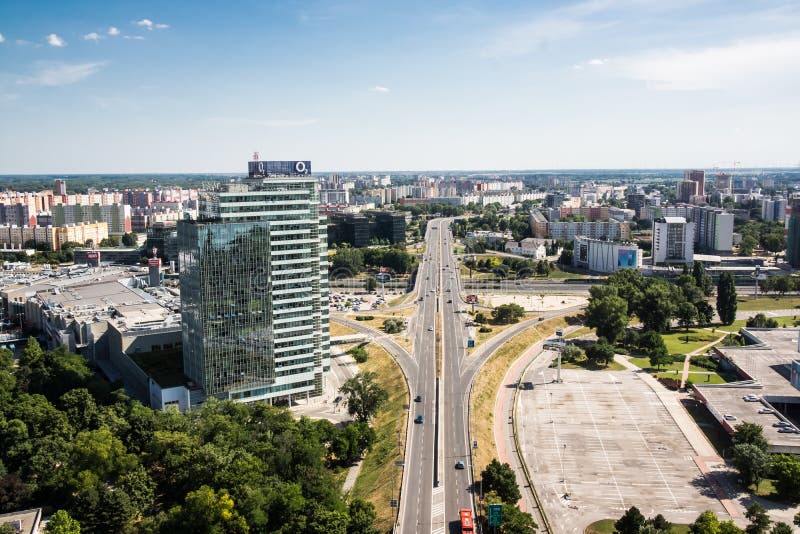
[131,348,186,388]
[695,328,800,453]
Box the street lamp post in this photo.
[555,327,564,384]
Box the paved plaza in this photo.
[517,367,731,533]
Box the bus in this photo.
[459,508,474,533]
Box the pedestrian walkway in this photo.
[679,334,727,389]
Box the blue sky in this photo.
[1,0,799,173]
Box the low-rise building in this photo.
[504,238,547,259]
[573,236,641,273]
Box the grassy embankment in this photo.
[470,316,573,476]
[350,342,409,532]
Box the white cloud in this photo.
[17,61,108,87]
[588,58,608,65]
[108,26,120,36]
[136,19,154,30]
[0,34,5,44]
[155,23,169,30]
[83,32,102,42]
[123,35,146,41]
[16,39,31,46]
[614,35,800,90]
[481,16,586,58]
[369,86,391,93]
[46,33,66,47]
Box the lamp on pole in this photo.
[555,327,564,384]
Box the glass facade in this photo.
[179,169,329,402]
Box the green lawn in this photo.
[560,359,627,371]
[660,328,722,355]
[657,370,730,385]
[565,326,591,339]
[734,296,800,311]
[628,356,708,374]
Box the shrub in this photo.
[348,346,369,363]
[355,315,374,321]
[478,326,493,333]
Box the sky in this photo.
[1,0,799,174]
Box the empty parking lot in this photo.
[517,367,730,533]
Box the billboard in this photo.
[466,295,478,304]
[617,249,637,268]
[248,160,312,177]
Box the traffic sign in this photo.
[488,504,503,527]
[376,273,391,282]
[467,339,475,348]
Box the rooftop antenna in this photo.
[252,151,260,161]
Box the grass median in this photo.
[470,315,573,477]
[350,342,409,532]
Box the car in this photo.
[455,461,465,470]
[447,299,452,303]
[427,326,433,331]
[758,408,775,414]
[743,394,760,402]
[773,421,792,427]
[724,414,737,421]
[778,427,799,433]
[414,395,423,402]
[414,415,424,424]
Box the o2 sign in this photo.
[294,161,307,173]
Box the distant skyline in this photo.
[1,0,799,174]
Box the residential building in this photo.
[685,169,706,197]
[547,220,630,241]
[573,236,641,273]
[178,159,329,406]
[626,192,646,212]
[51,203,132,235]
[761,196,787,223]
[676,180,698,203]
[715,173,732,194]
[694,206,734,252]
[55,178,67,196]
[0,222,108,251]
[652,217,695,264]
[529,209,549,238]
[0,204,35,227]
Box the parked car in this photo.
[743,394,760,402]
[724,414,737,421]
[758,408,775,414]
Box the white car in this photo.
[724,414,737,421]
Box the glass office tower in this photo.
[178,160,330,403]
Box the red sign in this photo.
[148,258,162,267]
[380,267,389,273]
[86,252,99,260]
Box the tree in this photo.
[693,262,714,296]
[500,502,537,533]
[164,485,249,534]
[695,301,715,326]
[638,281,679,332]
[365,276,377,293]
[746,314,779,328]
[732,443,771,487]
[347,499,379,534]
[121,232,138,247]
[348,346,369,364]
[720,521,745,534]
[739,235,757,256]
[44,510,81,534]
[615,506,646,534]
[331,247,364,276]
[382,318,403,334]
[491,303,526,324]
[585,291,628,344]
[19,337,44,368]
[793,512,800,529]
[677,301,698,332]
[691,510,721,534]
[716,273,738,326]
[745,502,771,534]
[647,514,672,534]
[585,340,616,367]
[770,524,792,534]
[99,236,120,247]
[480,459,521,503]
[339,372,388,423]
[771,454,800,502]
[732,422,769,451]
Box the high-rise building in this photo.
[676,180,698,203]
[685,170,705,198]
[51,203,132,235]
[178,160,329,405]
[715,173,732,194]
[694,206,733,251]
[54,179,67,196]
[761,197,787,223]
[652,217,695,264]
[787,204,800,268]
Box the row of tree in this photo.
[759,275,800,296]
[615,504,800,534]
[0,339,381,533]
[479,459,538,533]
[330,244,418,276]
[730,422,800,502]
